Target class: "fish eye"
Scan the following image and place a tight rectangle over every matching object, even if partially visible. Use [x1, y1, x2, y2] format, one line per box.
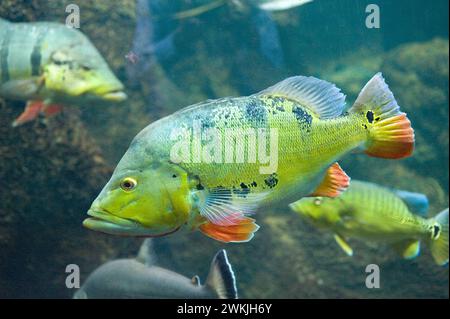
[314, 198, 322, 206]
[120, 177, 137, 192]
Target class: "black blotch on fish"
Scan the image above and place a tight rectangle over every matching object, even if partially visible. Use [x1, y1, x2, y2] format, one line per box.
[172, 174, 177, 178]
[433, 225, 441, 239]
[251, 181, 257, 187]
[292, 106, 312, 131]
[264, 173, 278, 189]
[366, 111, 374, 123]
[196, 183, 204, 190]
[233, 183, 250, 198]
[245, 100, 267, 124]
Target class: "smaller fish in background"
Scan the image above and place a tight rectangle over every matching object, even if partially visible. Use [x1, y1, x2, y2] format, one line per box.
[254, 0, 314, 11]
[74, 239, 238, 299]
[0, 18, 126, 127]
[290, 180, 449, 266]
[127, 0, 314, 79]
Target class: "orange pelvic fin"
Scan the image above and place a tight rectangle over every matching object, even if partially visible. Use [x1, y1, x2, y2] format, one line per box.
[310, 162, 350, 198]
[12, 100, 44, 127]
[199, 217, 260, 243]
[42, 104, 63, 117]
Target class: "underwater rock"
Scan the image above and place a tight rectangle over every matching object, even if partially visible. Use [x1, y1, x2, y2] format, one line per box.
[381, 38, 449, 191]
[0, 100, 127, 298]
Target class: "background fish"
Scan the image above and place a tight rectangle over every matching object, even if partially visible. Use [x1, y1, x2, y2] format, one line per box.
[127, 0, 314, 79]
[0, 18, 126, 127]
[290, 180, 449, 266]
[83, 73, 414, 243]
[74, 240, 237, 299]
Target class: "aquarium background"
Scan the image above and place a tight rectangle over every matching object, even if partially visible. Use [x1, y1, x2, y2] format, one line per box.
[0, 0, 448, 298]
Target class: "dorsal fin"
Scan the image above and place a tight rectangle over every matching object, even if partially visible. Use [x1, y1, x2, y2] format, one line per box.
[136, 239, 155, 266]
[258, 76, 346, 119]
[392, 190, 429, 217]
[191, 275, 201, 286]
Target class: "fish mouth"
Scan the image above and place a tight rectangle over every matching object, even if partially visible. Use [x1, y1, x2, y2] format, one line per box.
[83, 209, 180, 237]
[101, 90, 127, 102]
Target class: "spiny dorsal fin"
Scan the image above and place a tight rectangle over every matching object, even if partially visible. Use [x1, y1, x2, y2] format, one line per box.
[206, 250, 238, 299]
[392, 189, 429, 217]
[136, 239, 155, 266]
[191, 275, 201, 286]
[258, 76, 346, 119]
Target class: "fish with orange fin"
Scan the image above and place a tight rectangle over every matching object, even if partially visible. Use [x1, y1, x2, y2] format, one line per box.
[0, 18, 126, 127]
[83, 73, 414, 243]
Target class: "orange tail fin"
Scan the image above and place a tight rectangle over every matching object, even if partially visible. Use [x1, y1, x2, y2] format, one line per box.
[350, 73, 414, 159]
[199, 217, 260, 243]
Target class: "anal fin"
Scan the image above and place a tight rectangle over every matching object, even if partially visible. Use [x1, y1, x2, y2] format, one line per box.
[199, 217, 260, 243]
[310, 163, 350, 198]
[392, 240, 421, 260]
[334, 234, 353, 256]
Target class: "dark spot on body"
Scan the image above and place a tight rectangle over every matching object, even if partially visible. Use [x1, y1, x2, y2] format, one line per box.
[375, 116, 381, 122]
[240, 182, 248, 189]
[366, 111, 374, 123]
[234, 186, 250, 197]
[251, 181, 257, 187]
[276, 105, 285, 112]
[292, 105, 312, 131]
[363, 124, 368, 129]
[432, 224, 441, 239]
[264, 173, 279, 189]
[172, 174, 177, 178]
[245, 100, 267, 124]
[196, 183, 204, 190]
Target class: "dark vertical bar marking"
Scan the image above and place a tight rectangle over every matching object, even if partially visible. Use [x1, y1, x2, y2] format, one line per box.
[30, 30, 45, 76]
[1, 30, 12, 83]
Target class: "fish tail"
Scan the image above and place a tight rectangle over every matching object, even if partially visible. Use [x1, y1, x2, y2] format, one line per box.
[349, 73, 414, 159]
[206, 250, 238, 299]
[427, 208, 449, 266]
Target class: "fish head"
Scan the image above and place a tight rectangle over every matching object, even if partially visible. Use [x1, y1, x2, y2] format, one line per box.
[84, 163, 192, 237]
[289, 196, 341, 228]
[42, 32, 126, 104]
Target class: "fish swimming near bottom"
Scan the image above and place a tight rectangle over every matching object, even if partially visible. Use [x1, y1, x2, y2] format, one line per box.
[74, 240, 238, 299]
[290, 180, 449, 266]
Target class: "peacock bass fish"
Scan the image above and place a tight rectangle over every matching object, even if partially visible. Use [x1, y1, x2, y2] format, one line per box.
[0, 18, 126, 127]
[84, 73, 415, 243]
[290, 180, 449, 266]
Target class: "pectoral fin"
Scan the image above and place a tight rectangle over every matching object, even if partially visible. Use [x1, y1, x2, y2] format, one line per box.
[392, 240, 421, 260]
[334, 234, 353, 256]
[310, 163, 350, 198]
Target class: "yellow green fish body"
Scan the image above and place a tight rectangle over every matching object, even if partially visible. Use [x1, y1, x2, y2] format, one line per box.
[290, 180, 449, 265]
[84, 73, 414, 243]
